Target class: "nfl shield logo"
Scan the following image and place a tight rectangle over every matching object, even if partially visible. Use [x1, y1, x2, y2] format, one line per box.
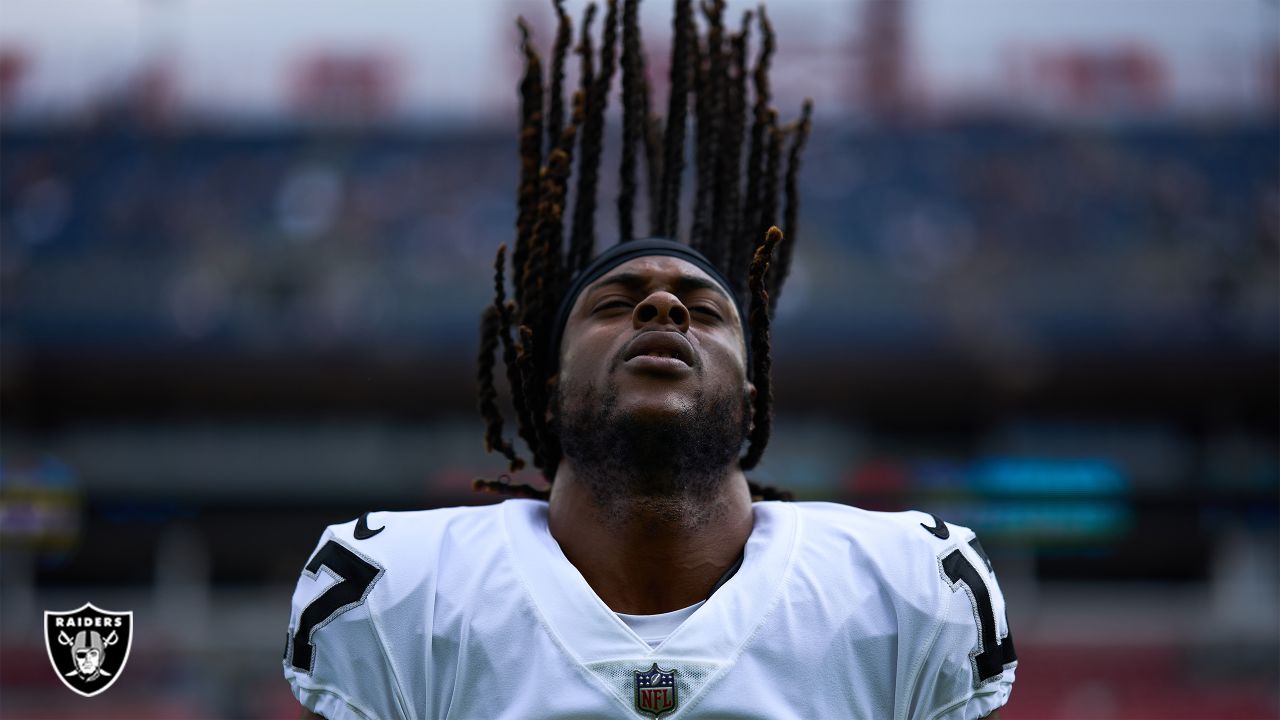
[633, 662, 677, 718]
[44, 603, 133, 697]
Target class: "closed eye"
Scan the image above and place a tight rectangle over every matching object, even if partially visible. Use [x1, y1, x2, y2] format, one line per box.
[592, 300, 633, 313]
[691, 305, 723, 320]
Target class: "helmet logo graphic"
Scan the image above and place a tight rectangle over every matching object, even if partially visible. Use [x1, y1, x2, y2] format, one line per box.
[66, 629, 116, 680]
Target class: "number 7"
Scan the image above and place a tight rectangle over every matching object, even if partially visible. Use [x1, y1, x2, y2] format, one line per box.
[288, 541, 384, 673]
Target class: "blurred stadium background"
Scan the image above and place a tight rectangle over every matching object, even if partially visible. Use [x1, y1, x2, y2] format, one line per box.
[0, 0, 1277, 718]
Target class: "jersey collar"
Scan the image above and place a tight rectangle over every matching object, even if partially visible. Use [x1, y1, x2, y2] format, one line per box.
[501, 499, 800, 663]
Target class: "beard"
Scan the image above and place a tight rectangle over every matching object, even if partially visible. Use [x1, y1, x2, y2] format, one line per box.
[553, 376, 752, 521]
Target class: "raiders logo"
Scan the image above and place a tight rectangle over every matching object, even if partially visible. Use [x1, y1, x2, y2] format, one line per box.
[44, 603, 133, 697]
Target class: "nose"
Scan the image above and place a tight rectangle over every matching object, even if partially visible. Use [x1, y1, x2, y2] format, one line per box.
[633, 291, 690, 332]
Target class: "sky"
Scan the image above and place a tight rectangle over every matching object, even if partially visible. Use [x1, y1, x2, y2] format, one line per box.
[0, 0, 1275, 120]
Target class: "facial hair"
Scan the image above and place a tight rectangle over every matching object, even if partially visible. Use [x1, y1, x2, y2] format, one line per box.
[554, 377, 752, 523]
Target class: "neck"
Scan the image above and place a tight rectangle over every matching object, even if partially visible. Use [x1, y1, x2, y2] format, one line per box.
[547, 460, 754, 615]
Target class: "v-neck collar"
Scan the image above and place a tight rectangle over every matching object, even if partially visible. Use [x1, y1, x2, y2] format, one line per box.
[501, 498, 799, 663]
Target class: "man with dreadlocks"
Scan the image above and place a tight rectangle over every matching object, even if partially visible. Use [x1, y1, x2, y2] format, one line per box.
[283, 1, 1017, 718]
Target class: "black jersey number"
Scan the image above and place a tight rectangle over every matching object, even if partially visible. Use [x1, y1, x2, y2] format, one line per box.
[288, 540, 384, 673]
[941, 547, 1017, 685]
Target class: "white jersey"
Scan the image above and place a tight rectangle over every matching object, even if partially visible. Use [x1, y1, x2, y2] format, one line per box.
[283, 500, 1016, 720]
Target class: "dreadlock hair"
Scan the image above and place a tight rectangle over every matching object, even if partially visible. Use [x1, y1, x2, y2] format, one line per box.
[476, 0, 809, 503]
[546, 0, 573, 152]
[771, 97, 812, 314]
[689, 0, 725, 254]
[733, 3, 774, 305]
[655, 0, 694, 238]
[569, 0, 619, 275]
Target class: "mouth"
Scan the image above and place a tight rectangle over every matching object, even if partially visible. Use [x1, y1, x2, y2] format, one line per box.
[622, 331, 696, 370]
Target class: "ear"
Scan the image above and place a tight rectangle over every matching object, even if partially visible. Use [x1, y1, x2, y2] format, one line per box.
[745, 381, 758, 433]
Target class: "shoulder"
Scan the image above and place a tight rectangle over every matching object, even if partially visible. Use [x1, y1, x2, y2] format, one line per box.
[785, 499, 1006, 623]
[780, 502, 1017, 719]
[787, 501, 980, 580]
[282, 502, 518, 720]
[321, 502, 505, 552]
[783, 502, 986, 615]
[298, 502, 524, 622]
[791, 500, 975, 541]
[757, 502, 989, 638]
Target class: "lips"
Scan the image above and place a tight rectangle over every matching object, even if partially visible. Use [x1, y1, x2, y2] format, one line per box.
[623, 331, 696, 367]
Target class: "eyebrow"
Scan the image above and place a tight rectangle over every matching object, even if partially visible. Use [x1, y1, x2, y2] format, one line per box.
[588, 271, 731, 300]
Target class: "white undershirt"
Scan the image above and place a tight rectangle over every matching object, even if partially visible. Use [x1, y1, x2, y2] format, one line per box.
[616, 600, 706, 648]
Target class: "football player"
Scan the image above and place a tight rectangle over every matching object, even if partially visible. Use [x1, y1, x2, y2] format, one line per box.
[284, 1, 1017, 718]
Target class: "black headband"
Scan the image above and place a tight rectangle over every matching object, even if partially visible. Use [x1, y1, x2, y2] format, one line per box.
[545, 238, 750, 372]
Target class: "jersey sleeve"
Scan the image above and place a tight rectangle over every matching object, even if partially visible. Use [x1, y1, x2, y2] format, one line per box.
[282, 524, 407, 720]
[911, 521, 1018, 720]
